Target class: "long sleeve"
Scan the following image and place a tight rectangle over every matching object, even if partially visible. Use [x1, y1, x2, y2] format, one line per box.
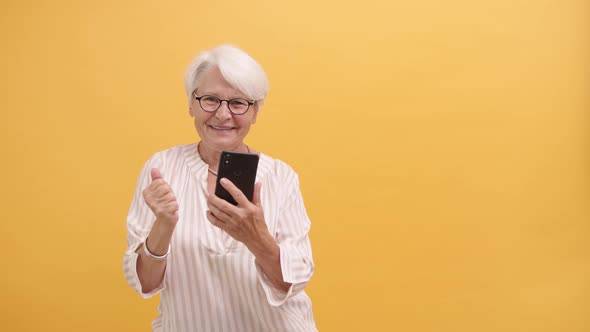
[122, 152, 166, 298]
[256, 171, 315, 307]
[120, 145, 317, 331]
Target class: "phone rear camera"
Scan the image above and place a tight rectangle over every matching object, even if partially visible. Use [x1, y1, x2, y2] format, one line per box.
[223, 154, 231, 168]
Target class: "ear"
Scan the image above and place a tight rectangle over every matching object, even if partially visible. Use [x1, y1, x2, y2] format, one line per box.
[250, 103, 259, 124]
[189, 106, 195, 117]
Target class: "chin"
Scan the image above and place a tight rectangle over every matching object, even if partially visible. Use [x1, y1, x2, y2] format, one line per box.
[204, 137, 241, 149]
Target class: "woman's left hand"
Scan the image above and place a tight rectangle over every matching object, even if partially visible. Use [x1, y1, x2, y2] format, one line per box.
[206, 178, 270, 249]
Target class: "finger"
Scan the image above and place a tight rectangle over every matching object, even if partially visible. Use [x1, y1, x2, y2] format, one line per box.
[164, 200, 179, 213]
[208, 191, 239, 217]
[252, 182, 262, 207]
[207, 197, 237, 223]
[150, 176, 174, 194]
[158, 192, 177, 205]
[151, 168, 162, 181]
[147, 187, 171, 206]
[219, 178, 250, 206]
[207, 202, 233, 223]
[206, 210, 226, 229]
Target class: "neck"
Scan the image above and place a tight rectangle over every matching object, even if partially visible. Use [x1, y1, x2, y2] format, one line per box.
[198, 141, 248, 171]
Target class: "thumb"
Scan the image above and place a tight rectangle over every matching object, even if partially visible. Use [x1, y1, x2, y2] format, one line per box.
[252, 182, 262, 206]
[151, 168, 162, 181]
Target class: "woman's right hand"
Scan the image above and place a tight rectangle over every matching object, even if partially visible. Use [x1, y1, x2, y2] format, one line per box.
[136, 168, 177, 293]
[143, 168, 179, 227]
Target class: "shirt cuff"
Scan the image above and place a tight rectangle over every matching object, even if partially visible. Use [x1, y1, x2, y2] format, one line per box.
[255, 259, 294, 307]
[123, 246, 166, 299]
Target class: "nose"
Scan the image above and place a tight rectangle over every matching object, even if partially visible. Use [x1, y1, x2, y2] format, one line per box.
[214, 100, 232, 120]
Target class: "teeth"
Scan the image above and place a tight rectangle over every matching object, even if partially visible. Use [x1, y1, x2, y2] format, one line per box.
[211, 125, 232, 130]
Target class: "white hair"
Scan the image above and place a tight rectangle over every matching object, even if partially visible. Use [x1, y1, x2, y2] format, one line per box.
[183, 45, 269, 109]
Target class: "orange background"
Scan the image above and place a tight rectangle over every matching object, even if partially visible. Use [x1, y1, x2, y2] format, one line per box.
[1, 0, 588, 331]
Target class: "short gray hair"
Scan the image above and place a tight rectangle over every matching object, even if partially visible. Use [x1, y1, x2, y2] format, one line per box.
[184, 45, 269, 109]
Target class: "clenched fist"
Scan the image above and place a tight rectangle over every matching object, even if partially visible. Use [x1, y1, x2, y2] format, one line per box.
[142, 168, 179, 226]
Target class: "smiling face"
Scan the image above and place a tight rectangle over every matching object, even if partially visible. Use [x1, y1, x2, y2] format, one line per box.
[190, 67, 258, 151]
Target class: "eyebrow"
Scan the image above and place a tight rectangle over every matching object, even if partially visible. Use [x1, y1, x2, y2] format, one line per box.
[195, 89, 249, 100]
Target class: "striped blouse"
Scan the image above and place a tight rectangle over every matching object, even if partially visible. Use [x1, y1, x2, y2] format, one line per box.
[123, 143, 317, 331]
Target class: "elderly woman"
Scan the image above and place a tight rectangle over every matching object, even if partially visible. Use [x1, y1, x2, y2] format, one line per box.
[123, 45, 317, 331]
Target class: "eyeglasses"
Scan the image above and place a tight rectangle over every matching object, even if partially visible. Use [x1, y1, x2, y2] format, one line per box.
[193, 92, 254, 115]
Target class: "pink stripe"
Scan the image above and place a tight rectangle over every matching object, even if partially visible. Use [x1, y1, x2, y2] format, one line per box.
[123, 144, 317, 331]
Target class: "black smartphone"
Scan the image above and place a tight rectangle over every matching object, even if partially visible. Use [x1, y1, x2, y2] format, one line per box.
[214, 151, 260, 205]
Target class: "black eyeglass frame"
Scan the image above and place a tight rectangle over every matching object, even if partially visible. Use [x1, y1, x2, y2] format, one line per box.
[193, 92, 255, 115]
